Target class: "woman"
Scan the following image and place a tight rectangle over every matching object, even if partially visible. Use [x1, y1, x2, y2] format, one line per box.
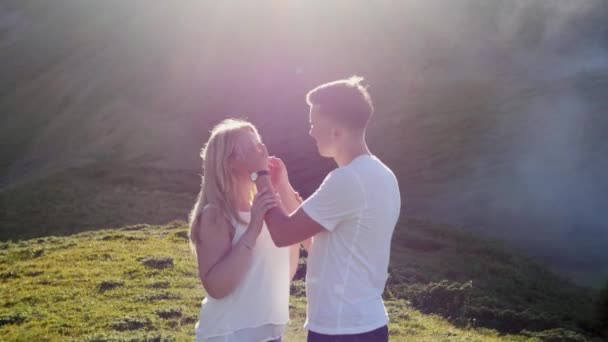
[189, 119, 305, 342]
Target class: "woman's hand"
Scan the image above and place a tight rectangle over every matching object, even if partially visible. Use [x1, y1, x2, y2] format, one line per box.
[249, 189, 280, 234]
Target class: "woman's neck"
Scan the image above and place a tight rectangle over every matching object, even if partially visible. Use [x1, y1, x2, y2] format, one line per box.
[234, 179, 253, 211]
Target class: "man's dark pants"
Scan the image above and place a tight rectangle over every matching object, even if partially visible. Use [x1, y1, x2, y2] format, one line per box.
[307, 325, 389, 342]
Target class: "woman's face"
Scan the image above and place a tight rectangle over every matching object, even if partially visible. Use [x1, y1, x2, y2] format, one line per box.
[230, 129, 265, 176]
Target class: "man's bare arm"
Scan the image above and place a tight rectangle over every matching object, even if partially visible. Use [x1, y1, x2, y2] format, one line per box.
[256, 176, 325, 247]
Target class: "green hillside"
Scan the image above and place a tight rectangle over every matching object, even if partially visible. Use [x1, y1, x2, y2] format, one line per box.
[0, 164, 602, 340]
[0, 222, 591, 341]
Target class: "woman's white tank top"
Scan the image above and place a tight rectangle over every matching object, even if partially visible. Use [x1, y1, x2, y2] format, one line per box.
[195, 211, 290, 341]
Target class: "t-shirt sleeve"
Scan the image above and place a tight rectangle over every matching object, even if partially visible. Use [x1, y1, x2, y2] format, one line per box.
[301, 168, 365, 232]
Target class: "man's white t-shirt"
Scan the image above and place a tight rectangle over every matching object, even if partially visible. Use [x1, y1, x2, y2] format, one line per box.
[301, 154, 401, 335]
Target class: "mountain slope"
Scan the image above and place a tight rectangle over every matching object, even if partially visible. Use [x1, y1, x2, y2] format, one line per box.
[1, 0, 607, 286]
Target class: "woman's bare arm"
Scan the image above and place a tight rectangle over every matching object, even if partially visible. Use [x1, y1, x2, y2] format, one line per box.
[194, 206, 258, 299]
[195, 190, 278, 298]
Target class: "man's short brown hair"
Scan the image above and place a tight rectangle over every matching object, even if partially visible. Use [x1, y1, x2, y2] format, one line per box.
[306, 76, 374, 130]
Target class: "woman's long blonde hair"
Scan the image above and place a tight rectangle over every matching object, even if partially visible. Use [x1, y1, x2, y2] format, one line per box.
[188, 119, 260, 255]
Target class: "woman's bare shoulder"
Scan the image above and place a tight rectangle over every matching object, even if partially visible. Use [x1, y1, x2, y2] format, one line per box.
[198, 204, 231, 234]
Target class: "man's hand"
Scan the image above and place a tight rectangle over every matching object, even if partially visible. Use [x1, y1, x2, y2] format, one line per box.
[255, 159, 326, 247]
[268, 156, 291, 191]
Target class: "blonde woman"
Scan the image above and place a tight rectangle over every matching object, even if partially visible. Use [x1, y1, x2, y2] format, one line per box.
[189, 119, 305, 342]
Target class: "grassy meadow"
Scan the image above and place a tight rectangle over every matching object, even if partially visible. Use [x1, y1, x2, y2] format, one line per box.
[1, 221, 575, 342]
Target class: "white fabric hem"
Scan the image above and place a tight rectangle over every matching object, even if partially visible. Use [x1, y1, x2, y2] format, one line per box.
[196, 321, 289, 340]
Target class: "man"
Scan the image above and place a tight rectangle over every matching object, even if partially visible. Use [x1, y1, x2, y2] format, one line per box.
[249, 76, 401, 342]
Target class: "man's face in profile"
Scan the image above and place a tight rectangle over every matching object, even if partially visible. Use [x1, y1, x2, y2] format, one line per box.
[309, 105, 334, 158]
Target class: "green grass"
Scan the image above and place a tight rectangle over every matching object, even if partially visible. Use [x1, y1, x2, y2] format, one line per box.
[0, 222, 549, 341]
[0, 165, 600, 340]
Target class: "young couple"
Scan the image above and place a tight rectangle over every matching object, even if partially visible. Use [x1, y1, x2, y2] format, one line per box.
[189, 77, 401, 342]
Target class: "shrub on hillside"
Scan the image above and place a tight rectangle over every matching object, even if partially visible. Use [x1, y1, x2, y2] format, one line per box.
[97, 280, 124, 293]
[391, 280, 472, 319]
[140, 256, 173, 269]
[466, 306, 562, 333]
[120, 224, 150, 231]
[15, 247, 44, 260]
[147, 280, 170, 289]
[172, 231, 189, 241]
[0, 270, 19, 280]
[290, 280, 306, 297]
[595, 279, 608, 337]
[0, 312, 28, 327]
[520, 328, 589, 342]
[154, 307, 183, 319]
[83, 332, 172, 342]
[111, 316, 153, 331]
[293, 257, 307, 280]
[136, 291, 180, 302]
